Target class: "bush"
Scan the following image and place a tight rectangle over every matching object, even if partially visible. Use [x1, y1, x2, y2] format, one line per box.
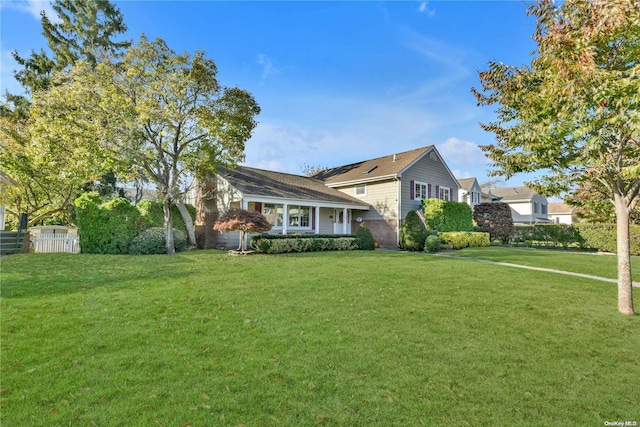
[424, 235, 441, 252]
[511, 224, 585, 249]
[422, 199, 473, 232]
[438, 232, 490, 250]
[473, 202, 514, 243]
[75, 193, 144, 254]
[136, 199, 196, 233]
[574, 223, 640, 255]
[128, 227, 187, 255]
[251, 235, 358, 254]
[400, 210, 429, 251]
[355, 222, 376, 250]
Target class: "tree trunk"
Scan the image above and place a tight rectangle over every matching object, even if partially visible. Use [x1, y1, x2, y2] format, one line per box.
[163, 197, 176, 255]
[614, 194, 634, 315]
[175, 197, 196, 247]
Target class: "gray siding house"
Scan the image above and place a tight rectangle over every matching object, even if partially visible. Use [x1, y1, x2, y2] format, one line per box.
[196, 145, 460, 248]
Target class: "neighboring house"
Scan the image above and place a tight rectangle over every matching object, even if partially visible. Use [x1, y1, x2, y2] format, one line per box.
[196, 145, 460, 248]
[548, 202, 575, 224]
[489, 186, 550, 225]
[458, 178, 484, 209]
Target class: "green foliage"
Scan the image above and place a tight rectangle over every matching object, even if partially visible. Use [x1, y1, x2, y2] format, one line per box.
[422, 199, 473, 232]
[574, 224, 640, 256]
[473, 202, 515, 243]
[74, 193, 144, 254]
[354, 222, 376, 250]
[74, 192, 112, 254]
[136, 199, 195, 234]
[511, 225, 585, 249]
[128, 227, 187, 255]
[30, 36, 260, 254]
[438, 232, 490, 250]
[472, 0, 640, 312]
[400, 210, 429, 251]
[424, 235, 441, 253]
[251, 235, 358, 254]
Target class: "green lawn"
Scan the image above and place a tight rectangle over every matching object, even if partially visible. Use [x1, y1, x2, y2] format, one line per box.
[448, 246, 640, 280]
[1, 250, 639, 426]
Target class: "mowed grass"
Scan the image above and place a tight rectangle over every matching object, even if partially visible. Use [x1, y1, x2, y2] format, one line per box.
[1, 250, 639, 426]
[448, 246, 640, 280]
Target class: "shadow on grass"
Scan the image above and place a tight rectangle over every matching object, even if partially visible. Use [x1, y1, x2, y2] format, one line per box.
[0, 252, 203, 299]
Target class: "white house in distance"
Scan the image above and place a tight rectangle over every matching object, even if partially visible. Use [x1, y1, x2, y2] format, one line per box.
[457, 178, 484, 209]
[489, 186, 550, 225]
[547, 202, 575, 224]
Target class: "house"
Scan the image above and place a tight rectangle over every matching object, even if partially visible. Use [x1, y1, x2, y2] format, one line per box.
[457, 178, 485, 208]
[196, 145, 460, 248]
[489, 186, 550, 225]
[195, 166, 370, 249]
[548, 202, 575, 224]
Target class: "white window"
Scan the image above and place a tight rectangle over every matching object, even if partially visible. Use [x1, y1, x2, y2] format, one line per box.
[414, 181, 428, 200]
[263, 203, 284, 227]
[288, 205, 310, 228]
[439, 187, 450, 201]
[355, 185, 366, 196]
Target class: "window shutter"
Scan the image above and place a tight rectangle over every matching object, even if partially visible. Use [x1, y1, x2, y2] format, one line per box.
[428, 183, 432, 199]
[410, 180, 415, 200]
[255, 202, 262, 213]
[435, 185, 440, 199]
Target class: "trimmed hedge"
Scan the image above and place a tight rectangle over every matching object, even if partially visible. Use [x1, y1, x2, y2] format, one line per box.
[355, 222, 376, 250]
[574, 223, 640, 255]
[424, 234, 441, 252]
[511, 224, 584, 249]
[251, 234, 358, 254]
[438, 231, 490, 250]
[510, 223, 640, 255]
[423, 199, 473, 232]
[400, 210, 429, 251]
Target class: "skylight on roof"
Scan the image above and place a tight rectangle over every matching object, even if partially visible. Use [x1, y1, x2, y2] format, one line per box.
[363, 165, 378, 174]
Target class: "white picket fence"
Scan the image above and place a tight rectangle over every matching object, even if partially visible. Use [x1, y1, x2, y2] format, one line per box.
[32, 232, 80, 254]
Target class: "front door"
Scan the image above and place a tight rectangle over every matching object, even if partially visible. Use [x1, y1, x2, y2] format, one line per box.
[333, 209, 344, 234]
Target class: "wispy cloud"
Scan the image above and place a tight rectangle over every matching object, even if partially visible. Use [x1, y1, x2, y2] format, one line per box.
[0, 0, 60, 23]
[417, 2, 435, 17]
[257, 53, 279, 80]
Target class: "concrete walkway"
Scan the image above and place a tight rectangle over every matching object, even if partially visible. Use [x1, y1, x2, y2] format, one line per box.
[432, 253, 640, 287]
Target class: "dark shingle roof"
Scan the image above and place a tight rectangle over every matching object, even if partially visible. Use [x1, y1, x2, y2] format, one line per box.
[219, 166, 369, 207]
[313, 146, 434, 185]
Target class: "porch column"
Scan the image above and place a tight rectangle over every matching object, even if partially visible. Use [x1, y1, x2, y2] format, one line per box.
[282, 204, 289, 235]
[342, 208, 348, 234]
[315, 206, 320, 234]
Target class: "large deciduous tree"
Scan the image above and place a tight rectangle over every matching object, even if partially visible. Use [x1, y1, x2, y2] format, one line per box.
[0, 0, 130, 227]
[473, 0, 640, 314]
[31, 36, 260, 254]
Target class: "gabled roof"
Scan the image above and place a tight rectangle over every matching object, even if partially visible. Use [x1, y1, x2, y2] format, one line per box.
[490, 186, 538, 202]
[313, 145, 437, 186]
[548, 202, 573, 214]
[218, 166, 369, 208]
[457, 177, 479, 192]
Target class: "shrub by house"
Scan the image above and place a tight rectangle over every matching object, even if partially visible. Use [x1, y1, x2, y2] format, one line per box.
[473, 202, 514, 243]
[423, 199, 473, 232]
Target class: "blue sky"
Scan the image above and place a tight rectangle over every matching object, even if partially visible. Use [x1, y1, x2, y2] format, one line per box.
[1, 0, 539, 186]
